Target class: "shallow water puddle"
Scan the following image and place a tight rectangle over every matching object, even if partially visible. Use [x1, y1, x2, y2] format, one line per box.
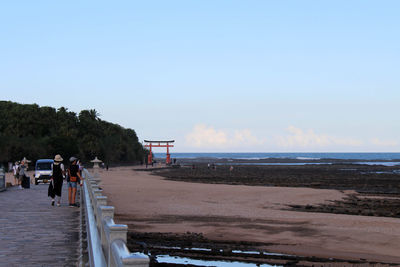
[152, 246, 291, 257]
[156, 255, 281, 267]
[232, 250, 291, 257]
[355, 162, 400, 166]
[215, 162, 332, 166]
[151, 247, 288, 266]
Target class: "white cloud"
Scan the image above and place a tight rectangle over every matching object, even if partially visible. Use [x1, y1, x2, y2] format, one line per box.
[277, 126, 363, 148]
[185, 124, 264, 149]
[185, 124, 228, 147]
[233, 129, 264, 145]
[183, 125, 399, 152]
[370, 138, 399, 147]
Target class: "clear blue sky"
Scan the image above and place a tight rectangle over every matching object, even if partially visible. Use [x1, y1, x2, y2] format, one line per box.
[1, 1, 399, 152]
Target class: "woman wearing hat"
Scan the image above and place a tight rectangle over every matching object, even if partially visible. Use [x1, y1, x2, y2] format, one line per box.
[67, 156, 82, 207]
[48, 154, 65, 206]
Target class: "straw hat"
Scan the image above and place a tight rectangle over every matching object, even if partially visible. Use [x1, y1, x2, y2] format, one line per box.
[54, 154, 63, 162]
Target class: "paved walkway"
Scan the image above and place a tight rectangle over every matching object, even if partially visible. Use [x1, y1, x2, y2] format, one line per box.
[0, 183, 80, 267]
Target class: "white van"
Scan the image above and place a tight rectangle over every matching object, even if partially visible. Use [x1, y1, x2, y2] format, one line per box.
[35, 159, 53, 185]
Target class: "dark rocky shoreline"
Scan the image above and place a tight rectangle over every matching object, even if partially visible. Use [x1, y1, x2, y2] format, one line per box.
[127, 231, 380, 267]
[154, 163, 400, 194]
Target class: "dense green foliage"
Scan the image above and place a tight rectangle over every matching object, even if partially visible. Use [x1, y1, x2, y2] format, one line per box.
[0, 101, 145, 165]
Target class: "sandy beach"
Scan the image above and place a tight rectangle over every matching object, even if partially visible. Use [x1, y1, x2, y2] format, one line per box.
[96, 166, 400, 265]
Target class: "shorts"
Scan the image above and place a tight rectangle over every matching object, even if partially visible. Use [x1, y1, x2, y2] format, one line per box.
[68, 181, 77, 188]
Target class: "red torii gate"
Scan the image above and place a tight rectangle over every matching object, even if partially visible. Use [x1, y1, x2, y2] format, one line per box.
[144, 140, 175, 165]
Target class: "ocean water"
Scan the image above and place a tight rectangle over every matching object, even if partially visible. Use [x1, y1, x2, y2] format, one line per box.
[156, 255, 279, 267]
[154, 152, 400, 161]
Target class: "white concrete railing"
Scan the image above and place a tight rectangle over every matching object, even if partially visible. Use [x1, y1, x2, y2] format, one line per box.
[0, 168, 5, 192]
[82, 169, 149, 267]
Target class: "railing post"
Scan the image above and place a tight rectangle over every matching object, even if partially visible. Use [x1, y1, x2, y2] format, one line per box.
[105, 219, 128, 266]
[98, 206, 115, 258]
[89, 184, 99, 202]
[108, 223, 128, 244]
[92, 189, 103, 219]
[97, 206, 114, 229]
[93, 189, 103, 198]
[96, 195, 108, 207]
[111, 240, 150, 267]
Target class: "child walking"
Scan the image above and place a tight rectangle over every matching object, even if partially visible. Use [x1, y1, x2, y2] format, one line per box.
[67, 157, 82, 207]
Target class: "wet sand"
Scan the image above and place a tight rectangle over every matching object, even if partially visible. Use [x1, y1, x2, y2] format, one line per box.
[98, 166, 400, 266]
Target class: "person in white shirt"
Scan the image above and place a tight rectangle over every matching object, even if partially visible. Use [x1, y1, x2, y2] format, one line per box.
[13, 162, 19, 186]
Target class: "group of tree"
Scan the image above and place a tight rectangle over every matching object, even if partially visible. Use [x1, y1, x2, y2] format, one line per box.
[0, 101, 147, 166]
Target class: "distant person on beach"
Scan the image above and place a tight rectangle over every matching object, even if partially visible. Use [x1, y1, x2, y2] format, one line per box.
[48, 154, 65, 207]
[13, 161, 19, 186]
[67, 157, 82, 207]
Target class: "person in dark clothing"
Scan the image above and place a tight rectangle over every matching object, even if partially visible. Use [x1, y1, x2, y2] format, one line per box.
[48, 154, 65, 206]
[18, 160, 27, 189]
[67, 157, 82, 207]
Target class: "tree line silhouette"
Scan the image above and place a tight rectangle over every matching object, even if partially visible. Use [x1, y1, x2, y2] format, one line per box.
[0, 101, 146, 166]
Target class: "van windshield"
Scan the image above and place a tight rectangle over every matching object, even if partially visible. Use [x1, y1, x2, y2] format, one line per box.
[36, 162, 52, 170]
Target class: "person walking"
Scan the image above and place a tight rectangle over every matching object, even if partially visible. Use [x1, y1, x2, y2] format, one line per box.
[67, 157, 82, 207]
[48, 154, 65, 206]
[13, 161, 20, 186]
[18, 160, 27, 189]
